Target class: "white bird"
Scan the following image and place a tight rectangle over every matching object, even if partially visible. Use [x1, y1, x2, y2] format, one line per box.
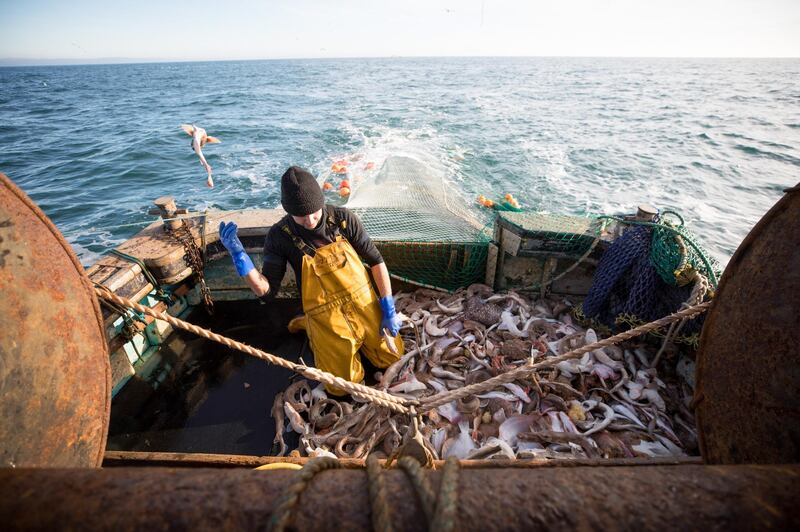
[180, 124, 221, 187]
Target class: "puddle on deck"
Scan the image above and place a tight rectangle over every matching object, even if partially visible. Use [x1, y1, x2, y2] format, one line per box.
[107, 299, 307, 456]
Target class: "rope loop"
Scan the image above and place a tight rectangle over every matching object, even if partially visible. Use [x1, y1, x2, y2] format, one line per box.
[375, 455, 461, 532]
[398, 457, 436, 522]
[267, 457, 342, 532]
[431, 457, 460, 532]
[367, 455, 394, 532]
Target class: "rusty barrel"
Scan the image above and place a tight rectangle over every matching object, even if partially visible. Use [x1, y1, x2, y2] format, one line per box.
[0, 172, 110, 467]
[695, 183, 800, 464]
[1, 465, 799, 530]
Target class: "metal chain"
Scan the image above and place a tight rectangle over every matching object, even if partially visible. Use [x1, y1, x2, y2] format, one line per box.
[170, 219, 214, 314]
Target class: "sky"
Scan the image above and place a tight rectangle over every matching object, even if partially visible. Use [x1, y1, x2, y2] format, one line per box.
[1, 0, 799, 64]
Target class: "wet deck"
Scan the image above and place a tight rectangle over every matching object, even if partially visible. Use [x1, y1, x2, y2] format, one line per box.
[107, 300, 306, 456]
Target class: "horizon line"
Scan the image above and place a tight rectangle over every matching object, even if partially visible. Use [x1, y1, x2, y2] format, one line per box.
[2, 53, 799, 68]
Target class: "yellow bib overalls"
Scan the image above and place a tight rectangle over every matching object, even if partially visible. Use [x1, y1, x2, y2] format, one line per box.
[283, 223, 404, 395]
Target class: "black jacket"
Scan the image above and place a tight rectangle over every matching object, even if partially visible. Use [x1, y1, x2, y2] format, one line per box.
[260, 205, 383, 299]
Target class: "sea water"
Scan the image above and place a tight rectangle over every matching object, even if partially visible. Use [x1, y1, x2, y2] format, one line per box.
[1, 57, 798, 266]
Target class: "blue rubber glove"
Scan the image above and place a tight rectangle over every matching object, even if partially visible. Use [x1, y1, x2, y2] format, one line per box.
[219, 221, 254, 277]
[379, 295, 402, 337]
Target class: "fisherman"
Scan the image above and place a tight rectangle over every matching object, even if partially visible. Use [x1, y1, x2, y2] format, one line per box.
[218, 166, 404, 394]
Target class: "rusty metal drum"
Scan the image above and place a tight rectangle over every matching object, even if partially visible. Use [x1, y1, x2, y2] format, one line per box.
[696, 183, 800, 464]
[0, 172, 110, 467]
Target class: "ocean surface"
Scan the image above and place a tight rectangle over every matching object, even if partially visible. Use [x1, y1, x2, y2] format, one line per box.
[1, 57, 798, 266]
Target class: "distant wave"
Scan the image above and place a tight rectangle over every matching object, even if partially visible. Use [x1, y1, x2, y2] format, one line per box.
[733, 144, 800, 166]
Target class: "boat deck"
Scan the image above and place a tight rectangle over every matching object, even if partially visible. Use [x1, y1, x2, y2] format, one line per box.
[107, 300, 306, 456]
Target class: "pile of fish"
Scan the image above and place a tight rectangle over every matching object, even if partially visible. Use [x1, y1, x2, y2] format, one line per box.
[271, 284, 699, 461]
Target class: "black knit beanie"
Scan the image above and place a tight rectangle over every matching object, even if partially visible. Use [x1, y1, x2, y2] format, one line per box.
[280, 166, 324, 216]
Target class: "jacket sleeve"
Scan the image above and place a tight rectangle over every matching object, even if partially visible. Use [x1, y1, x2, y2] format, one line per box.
[260, 226, 287, 300]
[341, 208, 384, 266]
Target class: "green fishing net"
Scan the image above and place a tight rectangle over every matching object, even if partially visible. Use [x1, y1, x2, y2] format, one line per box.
[345, 156, 493, 291]
[649, 211, 721, 287]
[499, 211, 607, 255]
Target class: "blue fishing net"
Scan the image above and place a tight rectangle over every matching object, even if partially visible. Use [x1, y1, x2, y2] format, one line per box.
[580, 225, 703, 342]
[581, 226, 651, 318]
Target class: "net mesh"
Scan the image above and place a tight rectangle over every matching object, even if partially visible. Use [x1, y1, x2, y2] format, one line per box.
[500, 211, 607, 255]
[344, 156, 492, 291]
[649, 214, 721, 287]
[578, 224, 706, 344]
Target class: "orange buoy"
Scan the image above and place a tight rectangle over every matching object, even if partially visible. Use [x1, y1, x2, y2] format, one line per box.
[339, 187, 351, 197]
[331, 160, 349, 174]
[322, 182, 333, 191]
[477, 195, 494, 208]
[339, 179, 350, 189]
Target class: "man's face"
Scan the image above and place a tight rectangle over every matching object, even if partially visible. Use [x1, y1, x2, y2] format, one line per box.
[292, 209, 323, 230]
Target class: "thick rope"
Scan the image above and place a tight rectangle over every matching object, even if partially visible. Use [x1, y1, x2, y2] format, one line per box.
[267, 457, 342, 532]
[651, 271, 709, 368]
[394, 456, 460, 531]
[431, 457, 460, 532]
[398, 456, 436, 523]
[94, 286, 412, 415]
[367, 455, 394, 532]
[96, 284, 709, 416]
[420, 300, 711, 411]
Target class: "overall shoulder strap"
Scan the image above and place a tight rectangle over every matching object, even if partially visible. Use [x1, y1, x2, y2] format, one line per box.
[325, 206, 348, 238]
[279, 220, 316, 257]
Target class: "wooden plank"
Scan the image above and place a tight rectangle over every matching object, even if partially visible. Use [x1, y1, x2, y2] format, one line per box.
[103, 450, 702, 469]
[485, 243, 498, 288]
[501, 227, 522, 256]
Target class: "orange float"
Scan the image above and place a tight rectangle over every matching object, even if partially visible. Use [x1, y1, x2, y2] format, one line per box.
[322, 182, 333, 191]
[339, 187, 351, 197]
[477, 195, 494, 208]
[339, 179, 350, 189]
[331, 160, 349, 174]
[504, 193, 521, 209]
